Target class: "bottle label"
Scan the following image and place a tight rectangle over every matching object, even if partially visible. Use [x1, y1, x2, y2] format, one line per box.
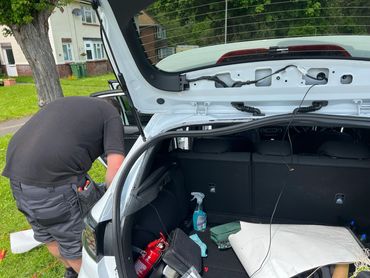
[197, 215, 207, 230]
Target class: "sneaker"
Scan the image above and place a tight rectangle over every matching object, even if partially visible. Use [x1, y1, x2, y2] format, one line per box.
[64, 267, 78, 278]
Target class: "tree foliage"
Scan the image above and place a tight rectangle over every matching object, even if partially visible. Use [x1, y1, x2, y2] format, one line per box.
[0, 0, 68, 26]
[147, 0, 370, 47]
[0, 0, 71, 106]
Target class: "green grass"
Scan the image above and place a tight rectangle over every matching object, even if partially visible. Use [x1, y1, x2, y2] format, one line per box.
[0, 73, 115, 122]
[15, 76, 34, 83]
[0, 135, 106, 277]
[0, 73, 110, 276]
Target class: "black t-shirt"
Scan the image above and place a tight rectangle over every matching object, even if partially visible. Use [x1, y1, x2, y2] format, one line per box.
[2, 96, 125, 186]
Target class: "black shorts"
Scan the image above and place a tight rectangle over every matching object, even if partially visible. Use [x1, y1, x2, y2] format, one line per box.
[10, 180, 84, 260]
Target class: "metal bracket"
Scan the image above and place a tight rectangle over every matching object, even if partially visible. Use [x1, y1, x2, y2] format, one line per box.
[192, 102, 209, 115]
[179, 74, 189, 91]
[354, 99, 370, 116]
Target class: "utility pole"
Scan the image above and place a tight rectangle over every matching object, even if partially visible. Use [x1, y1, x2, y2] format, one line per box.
[224, 0, 228, 44]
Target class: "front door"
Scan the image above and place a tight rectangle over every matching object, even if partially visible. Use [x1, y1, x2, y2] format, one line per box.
[2, 47, 17, 77]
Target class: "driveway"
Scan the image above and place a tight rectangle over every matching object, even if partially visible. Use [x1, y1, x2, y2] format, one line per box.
[0, 116, 31, 136]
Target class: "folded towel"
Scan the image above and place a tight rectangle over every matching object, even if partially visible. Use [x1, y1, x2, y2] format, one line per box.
[210, 221, 241, 249]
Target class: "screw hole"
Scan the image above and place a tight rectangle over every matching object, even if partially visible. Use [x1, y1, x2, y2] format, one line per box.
[156, 98, 165, 105]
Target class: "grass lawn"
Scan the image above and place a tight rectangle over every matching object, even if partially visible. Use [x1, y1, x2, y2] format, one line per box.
[0, 73, 112, 276]
[0, 135, 106, 277]
[0, 73, 115, 122]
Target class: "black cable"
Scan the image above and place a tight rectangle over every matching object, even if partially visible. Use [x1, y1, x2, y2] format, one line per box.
[249, 182, 287, 278]
[187, 65, 298, 88]
[187, 65, 327, 89]
[232, 64, 298, 87]
[306, 74, 328, 82]
[186, 75, 229, 88]
[249, 84, 318, 278]
[134, 194, 172, 241]
[282, 84, 318, 142]
[148, 202, 172, 241]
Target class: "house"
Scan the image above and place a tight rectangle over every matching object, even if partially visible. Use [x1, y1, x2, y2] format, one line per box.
[135, 11, 175, 65]
[0, 2, 171, 78]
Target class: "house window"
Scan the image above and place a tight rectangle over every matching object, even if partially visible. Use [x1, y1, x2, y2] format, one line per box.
[156, 26, 166, 39]
[5, 48, 15, 65]
[81, 6, 97, 24]
[84, 40, 105, 60]
[62, 43, 73, 62]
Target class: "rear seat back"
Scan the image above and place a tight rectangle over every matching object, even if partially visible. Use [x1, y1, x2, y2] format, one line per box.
[253, 140, 370, 226]
[173, 138, 253, 217]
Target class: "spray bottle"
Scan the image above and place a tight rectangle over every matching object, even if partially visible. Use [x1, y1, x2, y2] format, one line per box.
[191, 192, 207, 231]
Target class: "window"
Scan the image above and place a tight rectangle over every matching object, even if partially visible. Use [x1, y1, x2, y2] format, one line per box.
[157, 47, 175, 60]
[155, 26, 166, 39]
[81, 6, 97, 24]
[139, 0, 370, 72]
[62, 43, 73, 62]
[84, 40, 105, 60]
[5, 48, 15, 65]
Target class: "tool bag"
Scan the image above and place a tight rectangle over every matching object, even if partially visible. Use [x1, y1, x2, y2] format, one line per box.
[162, 228, 202, 275]
[76, 176, 106, 217]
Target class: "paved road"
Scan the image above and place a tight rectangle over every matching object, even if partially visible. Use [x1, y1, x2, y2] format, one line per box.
[0, 116, 32, 136]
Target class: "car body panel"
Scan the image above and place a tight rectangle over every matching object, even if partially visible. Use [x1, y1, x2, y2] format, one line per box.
[79, 249, 117, 278]
[98, 1, 370, 118]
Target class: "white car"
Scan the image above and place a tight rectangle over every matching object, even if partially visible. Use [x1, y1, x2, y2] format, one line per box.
[80, 1, 370, 277]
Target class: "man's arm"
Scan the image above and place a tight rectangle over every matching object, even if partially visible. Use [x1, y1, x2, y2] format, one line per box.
[105, 153, 125, 186]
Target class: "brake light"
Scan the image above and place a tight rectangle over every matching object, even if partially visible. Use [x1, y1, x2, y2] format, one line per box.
[217, 44, 351, 64]
[82, 214, 99, 261]
[217, 48, 267, 63]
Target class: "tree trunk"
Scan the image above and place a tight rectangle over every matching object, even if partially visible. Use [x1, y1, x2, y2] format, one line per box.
[11, 9, 63, 107]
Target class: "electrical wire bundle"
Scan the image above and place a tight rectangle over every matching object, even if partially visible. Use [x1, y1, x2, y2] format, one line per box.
[187, 64, 327, 88]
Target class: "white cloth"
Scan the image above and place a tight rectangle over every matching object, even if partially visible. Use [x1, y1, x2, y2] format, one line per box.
[10, 229, 43, 254]
[229, 222, 367, 278]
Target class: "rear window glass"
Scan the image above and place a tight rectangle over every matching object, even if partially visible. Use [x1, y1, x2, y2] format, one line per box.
[134, 0, 370, 72]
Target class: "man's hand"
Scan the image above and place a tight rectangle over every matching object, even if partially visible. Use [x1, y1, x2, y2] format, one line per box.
[105, 153, 125, 186]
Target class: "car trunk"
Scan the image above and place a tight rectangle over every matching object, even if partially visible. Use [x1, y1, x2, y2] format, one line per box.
[123, 124, 370, 278]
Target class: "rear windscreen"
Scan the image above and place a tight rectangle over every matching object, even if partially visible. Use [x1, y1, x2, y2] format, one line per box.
[133, 0, 370, 72]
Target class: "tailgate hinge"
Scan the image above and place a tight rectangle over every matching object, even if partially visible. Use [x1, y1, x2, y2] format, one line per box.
[354, 99, 370, 116]
[192, 102, 209, 115]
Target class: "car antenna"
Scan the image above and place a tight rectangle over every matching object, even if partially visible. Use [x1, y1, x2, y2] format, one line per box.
[92, 0, 146, 142]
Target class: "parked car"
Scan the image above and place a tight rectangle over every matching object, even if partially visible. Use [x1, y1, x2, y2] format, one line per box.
[80, 1, 370, 277]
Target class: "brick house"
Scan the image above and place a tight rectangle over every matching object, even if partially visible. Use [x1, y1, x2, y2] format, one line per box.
[0, 2, 170, 78]
[136, 11, 174, 65]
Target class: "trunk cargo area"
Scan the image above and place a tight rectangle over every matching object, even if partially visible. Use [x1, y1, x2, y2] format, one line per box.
[127, 125, 370, 277]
